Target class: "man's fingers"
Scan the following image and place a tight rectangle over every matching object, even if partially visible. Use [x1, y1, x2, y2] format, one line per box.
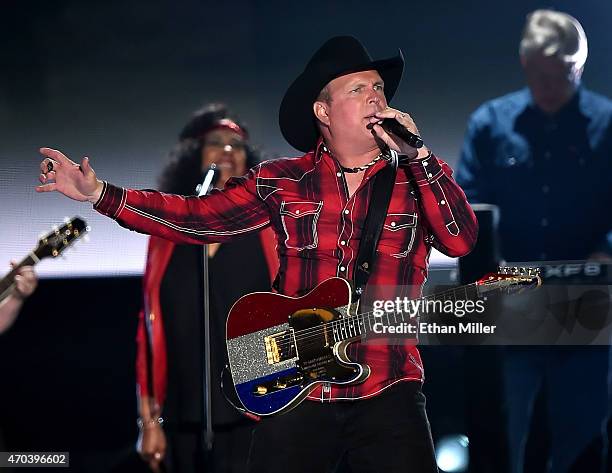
[371, 123, 404, 154]
[35, 183, 58, 193]
[373, 108, 400, 120]
[372, 123, 392, 144]
[14, 277, 25, 293]
[374, 108, 416, 128]
[20, 268, 36, 282]
[80, 156, 93, 176]
[40, 158, 58, 175]
[39, 171, 57, 184]
[14, 274, 35, 297]
[40, 148, 75, 166]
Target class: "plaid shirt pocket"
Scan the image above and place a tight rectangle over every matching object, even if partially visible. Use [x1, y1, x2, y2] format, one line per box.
[279, 201, 323, 251]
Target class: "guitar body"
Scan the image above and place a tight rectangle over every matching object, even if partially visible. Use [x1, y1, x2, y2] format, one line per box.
[226, 277, 369, 416]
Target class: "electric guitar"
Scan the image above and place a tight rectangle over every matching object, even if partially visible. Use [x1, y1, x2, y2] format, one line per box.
[0, 217, 88, 302]
[226, 267, 540, 416]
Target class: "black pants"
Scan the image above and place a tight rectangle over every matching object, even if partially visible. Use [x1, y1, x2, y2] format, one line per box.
[247, 381, 438, 473]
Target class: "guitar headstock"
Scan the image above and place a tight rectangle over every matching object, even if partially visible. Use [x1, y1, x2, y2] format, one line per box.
[34, 217, 89, 260]
[476, 266, 542, 295]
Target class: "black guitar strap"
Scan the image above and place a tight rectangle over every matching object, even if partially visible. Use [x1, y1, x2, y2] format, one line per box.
[352, 150, 398, 300]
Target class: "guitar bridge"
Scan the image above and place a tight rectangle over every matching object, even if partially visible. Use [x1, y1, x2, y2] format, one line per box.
[264, 330, 297, 364]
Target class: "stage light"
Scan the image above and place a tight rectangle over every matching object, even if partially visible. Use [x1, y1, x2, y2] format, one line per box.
[435, 434, 469, 472]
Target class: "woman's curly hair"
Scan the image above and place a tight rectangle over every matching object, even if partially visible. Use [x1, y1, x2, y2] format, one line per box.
[158, 103, 262, 195]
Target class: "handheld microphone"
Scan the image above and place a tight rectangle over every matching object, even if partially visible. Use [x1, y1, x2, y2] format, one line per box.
[196, 164, 220, 197]
[381, 118, 424, 149]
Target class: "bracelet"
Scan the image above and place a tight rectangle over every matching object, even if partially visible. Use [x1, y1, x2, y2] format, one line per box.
[137, 416, 164, 429]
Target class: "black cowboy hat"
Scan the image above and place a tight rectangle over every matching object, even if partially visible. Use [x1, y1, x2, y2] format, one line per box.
[279, 36, 404, 152]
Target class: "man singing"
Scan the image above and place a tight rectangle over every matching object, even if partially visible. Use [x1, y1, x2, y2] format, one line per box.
[37, 36, 477, 472]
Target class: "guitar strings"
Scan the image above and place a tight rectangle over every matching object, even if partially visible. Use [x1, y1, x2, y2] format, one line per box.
[271, 283, 481, 351]
[275, 276, 534, 350]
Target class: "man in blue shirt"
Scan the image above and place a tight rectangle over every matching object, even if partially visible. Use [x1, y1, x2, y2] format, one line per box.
[457, 9, 610, 473]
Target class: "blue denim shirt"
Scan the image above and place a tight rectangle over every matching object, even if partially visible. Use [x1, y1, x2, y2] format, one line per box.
[456, 87, 612, 262]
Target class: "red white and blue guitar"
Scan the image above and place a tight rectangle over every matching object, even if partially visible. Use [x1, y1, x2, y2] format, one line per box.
[226, 267, 540, 417]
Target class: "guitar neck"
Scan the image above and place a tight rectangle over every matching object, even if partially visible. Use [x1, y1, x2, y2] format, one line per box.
[0, 253, 40, 302]
[330, 282, 481, 343]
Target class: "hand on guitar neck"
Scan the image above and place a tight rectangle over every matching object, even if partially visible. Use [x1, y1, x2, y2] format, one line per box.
[0, 217, 88, 334]
[0, 263, 38, 333]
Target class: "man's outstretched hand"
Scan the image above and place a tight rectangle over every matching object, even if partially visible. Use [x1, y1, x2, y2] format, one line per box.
[36, 148, 104, 203]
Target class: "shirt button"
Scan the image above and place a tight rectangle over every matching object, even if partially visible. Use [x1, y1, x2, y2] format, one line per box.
[423, 161, 429, 167]
[507, 157, 517, 166]
[344, 209, 349, 215]
[340, 266, 346, 272]
[440, 200, 446, 205]
[390, 222, 396, 227]
[336, 172, 342, 177]
[340, 240, 346, 246]
[427, 173, 433, 178]
[542, 185, 550, 194]
[295, 210, 300, 214]
[541, 218, 548, 227]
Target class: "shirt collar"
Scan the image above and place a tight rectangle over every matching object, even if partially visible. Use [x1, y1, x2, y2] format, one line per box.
[524, 85, 584, 122]
[317, 138, 392, 177]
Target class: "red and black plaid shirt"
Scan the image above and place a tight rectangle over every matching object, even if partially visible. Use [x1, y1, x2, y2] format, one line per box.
[95, 140, 477, 401]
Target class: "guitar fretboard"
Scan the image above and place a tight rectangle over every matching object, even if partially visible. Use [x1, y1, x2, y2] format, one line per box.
[329, 282, 481, 343]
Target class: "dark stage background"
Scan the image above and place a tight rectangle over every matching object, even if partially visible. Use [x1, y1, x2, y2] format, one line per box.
[1, 1, 611, 472]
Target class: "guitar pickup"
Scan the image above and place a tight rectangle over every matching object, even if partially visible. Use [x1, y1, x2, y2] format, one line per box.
[264, 334, 282, 364]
